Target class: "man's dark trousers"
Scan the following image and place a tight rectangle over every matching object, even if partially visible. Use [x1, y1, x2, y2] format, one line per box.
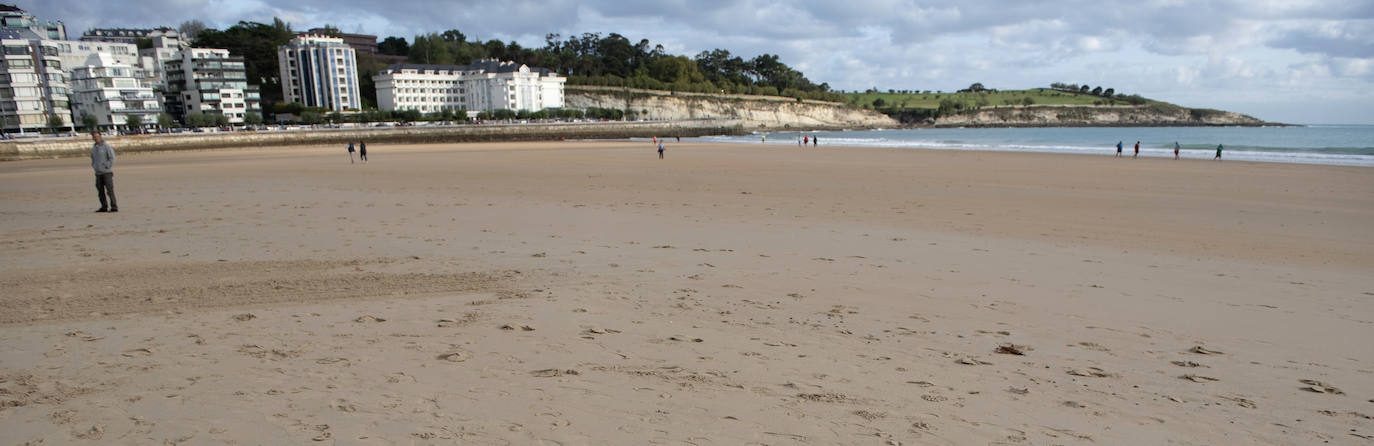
[96, 173, 117, 211]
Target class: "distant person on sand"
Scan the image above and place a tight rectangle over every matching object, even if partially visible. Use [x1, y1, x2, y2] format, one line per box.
[1134, 141, 1140, 158]
[1215, 144, 1223, 160]
[347, 142, 355, 164]
[90, 131, 117, 213]
[676, 136, 680, 143]
[359, 141, 368, 163]
[761, 134, 766, 143]
[1116, 141, 1123, 157]
[658, 142, 665, 159]
[804, 136, 809, 146]
[1174, 141, 1180, 160]
[813, 136, 818, 147]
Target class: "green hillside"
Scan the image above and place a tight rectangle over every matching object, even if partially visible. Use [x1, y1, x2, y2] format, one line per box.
[846, 87, 1151, 111]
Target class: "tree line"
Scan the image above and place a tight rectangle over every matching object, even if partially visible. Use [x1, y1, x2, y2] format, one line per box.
[384, 31, 843, 101]
[1048, 82, 1147, 105]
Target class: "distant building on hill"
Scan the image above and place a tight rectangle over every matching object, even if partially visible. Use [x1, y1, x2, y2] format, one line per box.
[304, 28, 377, 56]
[80, 27, 183, 46]
[162, 48, 261, 124]
[70, 53, 161, 130]
[373, 59, 565, 114]
[277, 35, 360, 111]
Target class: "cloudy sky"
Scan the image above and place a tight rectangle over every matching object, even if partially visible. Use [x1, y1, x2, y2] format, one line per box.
[22, 0, 1374, 124]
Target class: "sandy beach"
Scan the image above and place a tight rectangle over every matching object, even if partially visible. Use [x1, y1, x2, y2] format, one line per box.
[1, 140, 1371, 444]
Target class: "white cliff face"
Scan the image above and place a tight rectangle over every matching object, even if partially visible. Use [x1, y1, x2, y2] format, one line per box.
[566, 89, 898, 129]
[932, 105, 1267, 127]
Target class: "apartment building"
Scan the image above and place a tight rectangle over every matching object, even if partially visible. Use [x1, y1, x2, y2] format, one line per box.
[0, 29, 72, 132]
[0, 4, 64, 40]
[162, 48, 261, 124]
[70, 53, 160, 129]
[373, 59, 564, 114]
[277, 34, 359, 111]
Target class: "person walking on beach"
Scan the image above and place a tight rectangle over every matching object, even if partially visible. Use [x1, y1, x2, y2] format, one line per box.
[359, 141, 368, 163]
[1116, 141, 1123, 157]
[1133, 141, 1140, 158]
[347, 142, 356, 164]
[658, 142, 665, 159]
[761, 134, 766, 143]
[813, 136, 818, 147]
[90, 131, 118, 213]
[804, 136, 809, 146]
[1215, 144, 1223, 160]
[1174, 141, 1180, 160]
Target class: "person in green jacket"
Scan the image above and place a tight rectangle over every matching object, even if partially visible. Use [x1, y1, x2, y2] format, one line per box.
[1214, 144, 1223, 160]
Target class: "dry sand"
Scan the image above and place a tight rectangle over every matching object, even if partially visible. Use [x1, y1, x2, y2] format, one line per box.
[1, 141, 1371, 444]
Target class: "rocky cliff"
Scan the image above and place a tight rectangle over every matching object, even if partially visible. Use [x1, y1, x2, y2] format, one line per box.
[566, 87, 898, 130]
[932, 103, 1269, 127]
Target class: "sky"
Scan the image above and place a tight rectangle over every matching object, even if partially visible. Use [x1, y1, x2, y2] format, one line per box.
[20, 0, 1374, 124]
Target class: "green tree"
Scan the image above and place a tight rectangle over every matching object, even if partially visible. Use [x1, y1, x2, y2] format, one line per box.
[967, 82, 986, 92]
[178, 20, 207, 41]
[80, 113, 97, 130]
[244, 112, 263, 125]
[125, 114, 143, 132]
[378, 36, 409, 56]
[185, 112, 205, 127]
[214, 114, 229, 127]
[157, 113, 174, 129]
[1091, 86, 1103, 96]
[1022, 97, 1035, 106]
[408, 33, 455, 65]
[299, 111, 322, 124]
[47, 114, 67, 132]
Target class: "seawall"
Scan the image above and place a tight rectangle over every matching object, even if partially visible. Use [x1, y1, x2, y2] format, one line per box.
[0, 121, 744, 161]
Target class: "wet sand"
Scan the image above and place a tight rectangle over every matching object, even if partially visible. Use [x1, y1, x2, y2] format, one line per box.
[1, 141, 1371, 444]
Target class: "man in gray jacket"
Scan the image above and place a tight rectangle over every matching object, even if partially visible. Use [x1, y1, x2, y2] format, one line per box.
[90, 131, 117, 213]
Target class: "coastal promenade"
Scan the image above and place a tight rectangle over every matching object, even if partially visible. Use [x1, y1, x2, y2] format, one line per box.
[0, 120, 744, 161]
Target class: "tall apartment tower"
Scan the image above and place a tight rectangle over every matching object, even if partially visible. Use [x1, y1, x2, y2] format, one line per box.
[277, 35, 359, 111]
[162, 48, 261, 124]
[0, 30, 72, 133]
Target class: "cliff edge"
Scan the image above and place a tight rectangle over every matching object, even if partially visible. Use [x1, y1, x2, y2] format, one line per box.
[931, 103, 1270, 127]
[567, 87, 898, 130]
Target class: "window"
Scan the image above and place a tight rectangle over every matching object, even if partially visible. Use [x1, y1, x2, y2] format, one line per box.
[3, 45, 28, 55]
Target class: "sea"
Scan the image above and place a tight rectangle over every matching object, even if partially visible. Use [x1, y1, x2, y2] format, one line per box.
[692, 125, 1374, 167]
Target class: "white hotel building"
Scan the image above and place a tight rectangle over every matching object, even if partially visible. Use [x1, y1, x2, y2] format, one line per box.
[373, 59, 564, 114]
[277, 35, 359, 111]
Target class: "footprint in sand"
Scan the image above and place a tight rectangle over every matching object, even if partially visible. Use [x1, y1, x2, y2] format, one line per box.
[354, 315, 386, 323]
[1189, 346, 1224, 355]
[1180, 374, 1220, 383]
[437, 351, 470, 362]
[530, 369, 580, 377]
[1171, 360, 1208, 368]
[1299, 379, 1344, 395]
[231, 313, 256, 322]
[121, 348, 153, 357]
[1067, 367, 1118, 378]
